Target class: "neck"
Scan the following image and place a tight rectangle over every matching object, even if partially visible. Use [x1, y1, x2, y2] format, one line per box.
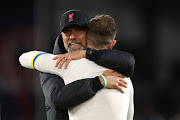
[87, 44, 107, 50]
[87, 45, 107, 50]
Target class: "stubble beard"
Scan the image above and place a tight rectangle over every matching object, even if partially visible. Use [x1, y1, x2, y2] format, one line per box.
[67, 46, 86, 52]
[65, 39, 87, 52]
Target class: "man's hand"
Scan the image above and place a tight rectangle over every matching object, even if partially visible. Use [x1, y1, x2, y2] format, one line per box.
[99, 69, 127, 93]
[53, 50, 86, 69]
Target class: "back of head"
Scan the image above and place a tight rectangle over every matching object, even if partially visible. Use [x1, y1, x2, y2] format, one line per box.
[87, 14, 117, 49]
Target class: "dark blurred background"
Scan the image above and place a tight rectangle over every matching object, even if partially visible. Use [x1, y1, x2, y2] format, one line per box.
[0, 0, 180, 120]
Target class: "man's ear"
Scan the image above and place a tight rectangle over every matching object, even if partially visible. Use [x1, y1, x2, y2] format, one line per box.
[107, 40, 117, 50]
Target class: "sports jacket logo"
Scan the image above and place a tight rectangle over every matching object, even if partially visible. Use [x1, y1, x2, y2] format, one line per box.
[68, 13, 74, 22]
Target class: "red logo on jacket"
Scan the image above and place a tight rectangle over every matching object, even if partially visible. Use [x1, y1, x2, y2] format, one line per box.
[68, 13, 74, 22]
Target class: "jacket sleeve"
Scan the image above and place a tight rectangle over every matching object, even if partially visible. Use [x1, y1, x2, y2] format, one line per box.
[86, 49, 135, 77]
[40, 73, 102, 110]
[39, 36, 103, 110]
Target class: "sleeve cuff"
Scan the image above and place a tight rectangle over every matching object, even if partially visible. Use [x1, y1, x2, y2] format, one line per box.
[91, 76, 103, 92]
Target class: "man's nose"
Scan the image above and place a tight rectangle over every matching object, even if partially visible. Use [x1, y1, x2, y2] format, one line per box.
[69, 31, 76, 40]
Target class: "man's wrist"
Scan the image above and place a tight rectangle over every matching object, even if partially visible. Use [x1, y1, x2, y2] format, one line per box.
[86, 47, 95, 58]
[98, 75, 105, 87]
[91, 76, 103, 91]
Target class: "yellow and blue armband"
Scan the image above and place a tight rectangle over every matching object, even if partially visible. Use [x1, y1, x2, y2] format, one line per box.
[31, 53, 45, 70]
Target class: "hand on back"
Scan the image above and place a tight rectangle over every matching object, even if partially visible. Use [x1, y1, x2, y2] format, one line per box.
[53, 50, 86, 69]
[99, 69, 127, 93]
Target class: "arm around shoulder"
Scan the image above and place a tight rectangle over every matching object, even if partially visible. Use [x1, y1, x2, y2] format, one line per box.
[86, 49, 135, 77]
[40, 72, 103, 110]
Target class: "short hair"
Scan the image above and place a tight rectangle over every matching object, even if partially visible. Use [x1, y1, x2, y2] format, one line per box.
[87, 14, 117, 49]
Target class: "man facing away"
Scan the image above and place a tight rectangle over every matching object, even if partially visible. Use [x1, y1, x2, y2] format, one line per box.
[19, 14, 134, 120]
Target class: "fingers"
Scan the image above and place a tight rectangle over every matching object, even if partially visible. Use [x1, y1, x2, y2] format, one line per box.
[58, 58, 66, 69]
[53, 54, 69, 68]
[112, 72, 125, 78]
[64, 59, 71, 69]
[103, 69, 115, 76]
[113, 79, 127, 93]
[53, 51, 85, 69]
[53, 55, 59, 60]
[117, 73, 125, 78]
[116, 86, 125, 93]
[105, 75, 127, 93]
[103, 69, 125, 78]
[118, 80, 127, 88]
[107, 69, 115, 73]
[119, 78, 127, 85]
[54, 55, 64, 67]
[55, 56, 62, 67]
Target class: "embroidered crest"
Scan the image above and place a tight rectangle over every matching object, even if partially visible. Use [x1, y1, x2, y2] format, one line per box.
[68, 13, 74, 22]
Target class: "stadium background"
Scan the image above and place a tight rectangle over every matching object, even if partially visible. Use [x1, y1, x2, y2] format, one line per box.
[0, 0, 180, 120]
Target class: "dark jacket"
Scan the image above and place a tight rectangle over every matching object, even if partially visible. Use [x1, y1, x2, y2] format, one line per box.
[39, 35, 135, 120]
